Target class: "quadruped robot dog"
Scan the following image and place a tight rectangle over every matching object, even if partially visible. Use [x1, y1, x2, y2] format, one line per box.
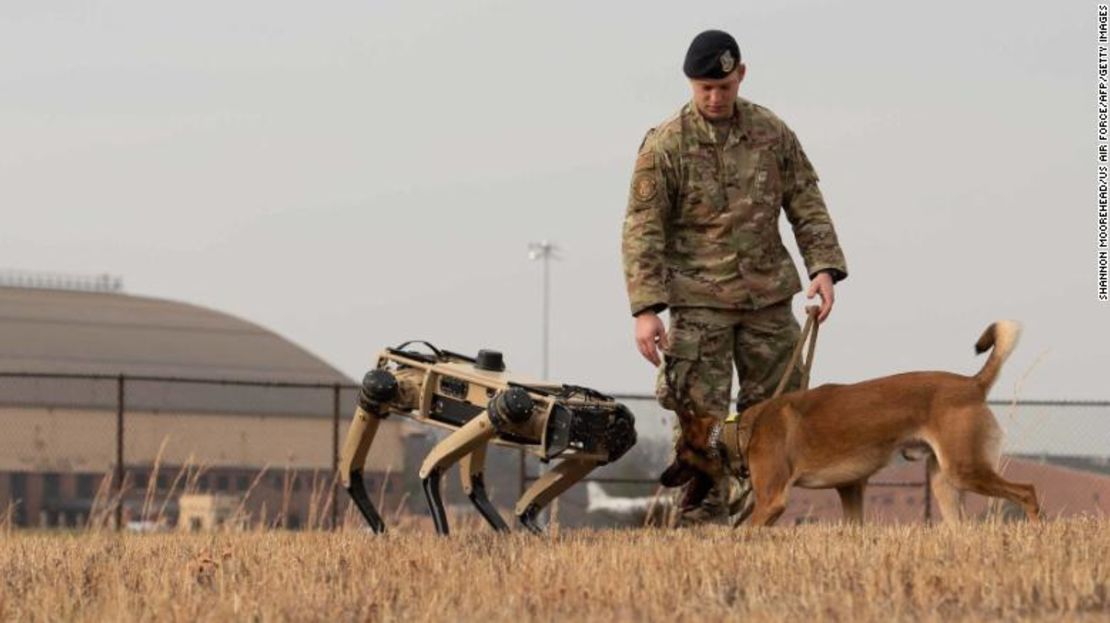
[339, 342, 637, 535]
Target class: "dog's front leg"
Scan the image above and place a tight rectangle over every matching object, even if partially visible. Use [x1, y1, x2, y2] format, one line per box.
[745, 460, 791, 528]
[835, 481, 866, 525]
[746, 496, 787, 527]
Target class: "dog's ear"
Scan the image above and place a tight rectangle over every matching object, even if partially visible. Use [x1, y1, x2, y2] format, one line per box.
[659, 460, 695, 487]
[680, 413, 718, 453]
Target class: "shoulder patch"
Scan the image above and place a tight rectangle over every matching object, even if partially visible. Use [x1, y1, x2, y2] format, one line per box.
[632, 173, 658, 202]
[635, 151, 654, 171]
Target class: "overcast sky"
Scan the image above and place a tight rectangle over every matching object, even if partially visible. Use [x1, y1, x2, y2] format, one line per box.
[1, 1, 1102, 402]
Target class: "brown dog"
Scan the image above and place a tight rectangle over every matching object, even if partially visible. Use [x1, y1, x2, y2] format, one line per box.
[660, 320, 1040, 526]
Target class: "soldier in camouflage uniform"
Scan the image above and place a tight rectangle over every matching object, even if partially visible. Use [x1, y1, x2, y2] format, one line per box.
[621, 30, 848, 526]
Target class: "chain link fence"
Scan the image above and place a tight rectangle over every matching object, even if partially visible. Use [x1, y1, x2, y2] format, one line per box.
[0, 372, 396, 531]
[1, 374, 1107, 530]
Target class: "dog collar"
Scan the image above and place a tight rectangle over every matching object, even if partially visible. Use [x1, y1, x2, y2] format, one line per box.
[708, 421, 749, 480]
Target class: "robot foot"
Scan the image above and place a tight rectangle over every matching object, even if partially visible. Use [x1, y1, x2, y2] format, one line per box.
[422, 468, 450, 535]
[346, 470, 386, 534]
[517, 503, 545, 535]
[467, 474, 509, 532]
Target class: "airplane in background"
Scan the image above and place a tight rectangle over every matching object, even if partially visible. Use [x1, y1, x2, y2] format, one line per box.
[585, 481, 670, 526]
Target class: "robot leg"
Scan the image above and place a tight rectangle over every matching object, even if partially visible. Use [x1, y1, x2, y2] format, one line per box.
[513, 458, 599, 534]
[460, 442, 509, 532]
[418, 412, 497, 535]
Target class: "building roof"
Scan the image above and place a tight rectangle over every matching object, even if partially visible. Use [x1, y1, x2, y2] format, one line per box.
[0, 286, 355, 415]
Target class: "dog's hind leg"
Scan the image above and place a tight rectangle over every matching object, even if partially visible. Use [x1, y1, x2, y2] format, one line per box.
[958, 467, 1040, 522]
[927, 453, 964, 523]
[835, 481, 866, 525]
[940, 406, 1041, 522]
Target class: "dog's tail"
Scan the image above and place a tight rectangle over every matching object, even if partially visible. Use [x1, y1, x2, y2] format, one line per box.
[972, 320, 1022, 392]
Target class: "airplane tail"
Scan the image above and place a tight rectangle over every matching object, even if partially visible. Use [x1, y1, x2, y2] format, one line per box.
[585, 481, 612, 512]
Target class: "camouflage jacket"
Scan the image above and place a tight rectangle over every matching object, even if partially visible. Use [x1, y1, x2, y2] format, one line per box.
[621, 98, 848, 316]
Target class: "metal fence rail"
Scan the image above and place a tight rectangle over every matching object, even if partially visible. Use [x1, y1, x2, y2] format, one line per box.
[0, 371, 359, 530]
[1, 374, 1107, 529]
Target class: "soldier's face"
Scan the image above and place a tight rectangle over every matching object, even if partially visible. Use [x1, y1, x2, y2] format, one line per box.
[690, 65, 745, 120]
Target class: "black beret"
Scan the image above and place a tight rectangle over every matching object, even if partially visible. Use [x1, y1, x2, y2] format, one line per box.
[683, 30, 741, 80]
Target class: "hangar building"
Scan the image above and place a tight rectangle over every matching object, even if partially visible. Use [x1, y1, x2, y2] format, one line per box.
[0, 280, 404, 529]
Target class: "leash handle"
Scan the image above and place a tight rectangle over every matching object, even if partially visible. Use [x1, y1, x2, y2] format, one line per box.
[800, 306, 820, 391]
[771, 306, 821, 398]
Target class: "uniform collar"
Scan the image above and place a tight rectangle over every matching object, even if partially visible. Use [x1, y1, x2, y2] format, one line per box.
[683, 98, 750, 147]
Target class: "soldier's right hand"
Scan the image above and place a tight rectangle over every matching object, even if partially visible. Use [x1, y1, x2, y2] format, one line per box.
[634, 312, 668, 367]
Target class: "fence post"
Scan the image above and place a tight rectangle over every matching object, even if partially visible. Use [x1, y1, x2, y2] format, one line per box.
[923, 464, 932, 523]
[518, 450, 526, 496]
[115, 374, 125, 532]
[332, 383, 341, 530]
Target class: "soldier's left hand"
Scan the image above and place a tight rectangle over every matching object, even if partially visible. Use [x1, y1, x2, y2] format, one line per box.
[806, 272, 835, 323]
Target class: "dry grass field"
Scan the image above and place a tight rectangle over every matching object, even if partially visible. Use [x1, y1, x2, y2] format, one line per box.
[1, 518, 1107, 622]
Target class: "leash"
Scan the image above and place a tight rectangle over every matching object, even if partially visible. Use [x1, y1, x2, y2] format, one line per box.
[772, 304, 822, 398]
[724, 305, 823, 479]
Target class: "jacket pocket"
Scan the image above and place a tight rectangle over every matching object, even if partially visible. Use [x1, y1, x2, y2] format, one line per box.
[752, 146, 783, 208]
[678, 147, 727, 224]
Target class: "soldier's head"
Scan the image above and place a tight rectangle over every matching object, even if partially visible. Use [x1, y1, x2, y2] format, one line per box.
[684, 30, 746, 121]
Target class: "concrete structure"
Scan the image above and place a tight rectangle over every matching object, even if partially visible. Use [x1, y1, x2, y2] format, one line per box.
[178, 493, 241, 531]
[0, 284, 404, 529]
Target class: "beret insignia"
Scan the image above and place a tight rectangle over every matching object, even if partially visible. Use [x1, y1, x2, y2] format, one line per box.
[719, 50, 735, 73]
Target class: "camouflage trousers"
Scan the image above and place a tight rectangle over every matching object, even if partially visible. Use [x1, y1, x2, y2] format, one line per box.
[655, 300, 803, 526]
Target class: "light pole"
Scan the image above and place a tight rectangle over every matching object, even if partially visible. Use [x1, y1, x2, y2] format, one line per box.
[520, 241, 559, 496]
[527, 241, 558, 379]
